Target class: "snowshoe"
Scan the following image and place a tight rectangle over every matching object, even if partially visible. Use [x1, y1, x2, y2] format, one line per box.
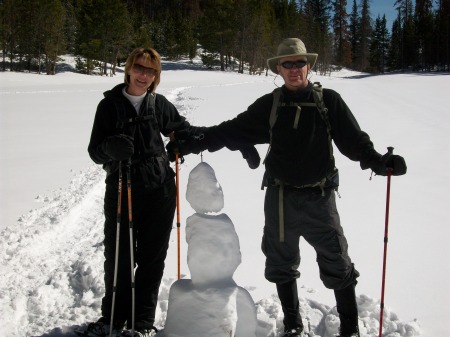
[120, 326, 158, 337]
[336, 333, 360, 337]
[336, 324, 360, 337]
[74, 318, 124, 337]
[282, 327, 303, 337]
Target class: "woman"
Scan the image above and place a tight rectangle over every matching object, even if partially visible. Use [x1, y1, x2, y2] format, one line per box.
[86, 47, 192, 337]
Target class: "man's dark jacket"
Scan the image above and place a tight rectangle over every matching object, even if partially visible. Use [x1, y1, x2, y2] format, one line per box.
[189, 82, 379, 187]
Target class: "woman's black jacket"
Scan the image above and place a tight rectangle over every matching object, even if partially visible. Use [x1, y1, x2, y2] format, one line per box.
[88, 83, 193, 188]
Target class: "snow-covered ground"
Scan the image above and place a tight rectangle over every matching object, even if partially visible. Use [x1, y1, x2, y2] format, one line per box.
[0, 57, 449, 337]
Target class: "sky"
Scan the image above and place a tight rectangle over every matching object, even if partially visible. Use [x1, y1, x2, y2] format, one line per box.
[347, 0, 399, 29]
[0, 56, 449, 337]
[370, 0, 398, 27]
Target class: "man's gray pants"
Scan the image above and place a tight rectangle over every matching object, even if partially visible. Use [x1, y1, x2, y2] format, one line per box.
[262, 185, 359, 289]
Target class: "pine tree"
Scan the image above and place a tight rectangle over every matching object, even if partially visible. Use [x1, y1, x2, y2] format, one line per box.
[304, 0, 333, 74]
[62, 0, 77, 55]
[15, 0, 39, 71]
[332, 0, 352, 68]
[4, 0, 444, 75]
[348, 0, 360, 69]
[355, 0, 372, 71]
[197, 0, 237, 71]
[394, 0, 416, 70]
[388, 13, 402, 70]
[41, 0, 66, 74]
[75, 0, 132, 75]
[272, 0, 299, 37]
[435, 0, 450, 71]
[369, 15, 389, 73]
[415, 0, 434, 71]
[0, 0, 17, 71]
[245, 0, 277, 74]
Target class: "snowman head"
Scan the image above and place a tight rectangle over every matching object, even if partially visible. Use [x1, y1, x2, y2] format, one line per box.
[186, 162, 224, 214]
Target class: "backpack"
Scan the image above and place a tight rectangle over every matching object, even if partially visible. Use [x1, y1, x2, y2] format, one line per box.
[113, 92, 170, 188]
[262, 82, 339, 242]
[261, 82, 339, 193]
[263, 81, 333, 165]
[115, 92, 160, 132]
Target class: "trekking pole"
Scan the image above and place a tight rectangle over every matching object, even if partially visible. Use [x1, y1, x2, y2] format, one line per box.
[126, 159, 136, 337]
[175, 152, 181, 280]
[379, 147, 394, 337]
[109, 161, 123, 337]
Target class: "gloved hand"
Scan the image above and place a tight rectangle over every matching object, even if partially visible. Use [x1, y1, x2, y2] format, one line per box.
[166, 139, 204, 162]
[239, 146, 261, 169]
[172, 126, 207, 141]
[166, 127, 208, 162]
[103, 134, 134, 161]
[370, 148, 407, 176]
[166, 140, 183, 162]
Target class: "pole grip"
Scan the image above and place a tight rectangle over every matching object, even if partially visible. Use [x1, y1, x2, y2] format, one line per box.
[386, 146, 394, 174]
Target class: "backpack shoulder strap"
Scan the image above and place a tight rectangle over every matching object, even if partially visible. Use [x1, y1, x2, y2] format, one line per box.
[115, 92, 158, 128]
[263, 88, 282, 165]
[145, 92, 160, 130]
[312, 82, 328, 119]
[312, 82, 333, 159]
[269, 87, 282, 130]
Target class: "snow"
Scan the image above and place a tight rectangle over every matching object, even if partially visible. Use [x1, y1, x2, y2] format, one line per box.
[1, 57, 449, 337]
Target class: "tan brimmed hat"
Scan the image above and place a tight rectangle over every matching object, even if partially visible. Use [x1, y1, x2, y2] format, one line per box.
[267, 38, 318, 74]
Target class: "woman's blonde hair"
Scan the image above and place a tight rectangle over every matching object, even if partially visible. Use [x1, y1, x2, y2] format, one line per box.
[124, 47, 161, 93]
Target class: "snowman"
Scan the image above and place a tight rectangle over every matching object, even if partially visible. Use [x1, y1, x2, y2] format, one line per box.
[158, 162, 257, 337]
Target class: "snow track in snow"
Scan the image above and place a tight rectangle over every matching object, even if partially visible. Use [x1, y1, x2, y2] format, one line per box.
[0, 165, 106, 337]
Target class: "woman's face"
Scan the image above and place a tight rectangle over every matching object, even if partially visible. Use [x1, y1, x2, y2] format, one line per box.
[127, 56, 156, 96]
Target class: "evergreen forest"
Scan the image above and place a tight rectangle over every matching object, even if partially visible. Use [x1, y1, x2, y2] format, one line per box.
[1, 0, 449, 75]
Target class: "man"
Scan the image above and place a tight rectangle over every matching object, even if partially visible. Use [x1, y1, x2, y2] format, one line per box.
[166, 38, 407, 337]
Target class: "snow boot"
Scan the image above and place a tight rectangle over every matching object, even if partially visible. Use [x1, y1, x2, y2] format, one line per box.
[277, 280, 303, 332]
[334, 284, 360, 337]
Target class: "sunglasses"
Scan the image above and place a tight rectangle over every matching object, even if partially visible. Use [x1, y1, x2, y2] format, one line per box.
[280, 60, 308, 69]
[132, 64, 156, 76]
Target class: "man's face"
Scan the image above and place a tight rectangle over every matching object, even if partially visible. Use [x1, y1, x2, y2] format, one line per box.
[277, 56, 310, 91]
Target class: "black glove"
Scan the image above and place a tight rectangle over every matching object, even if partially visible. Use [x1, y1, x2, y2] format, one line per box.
[166, 140, 182, 162]
[103, 134, 134, 161]
[239, 146, 261, 169]
[370, 148, 407, 176]
[173, 126, 207, 141]
[166, 127, 208, 162]
[166, 139, 204, 162]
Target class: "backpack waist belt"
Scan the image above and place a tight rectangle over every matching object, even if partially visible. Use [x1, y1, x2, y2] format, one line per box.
[127, 153, 168, 187]
[272, 177, 327, 243]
